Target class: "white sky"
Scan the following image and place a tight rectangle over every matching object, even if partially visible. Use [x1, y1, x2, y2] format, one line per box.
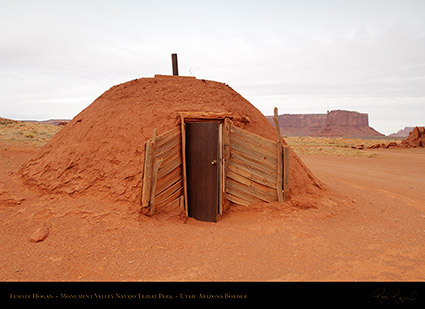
[1, 0, 424, 135]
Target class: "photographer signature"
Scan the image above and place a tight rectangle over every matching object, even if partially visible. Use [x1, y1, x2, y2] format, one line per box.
[369, 288, 418, 304]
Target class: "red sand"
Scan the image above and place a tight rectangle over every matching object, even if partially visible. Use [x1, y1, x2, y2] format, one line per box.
[18, 75, 327, 212]
[1, 145, 425, 281]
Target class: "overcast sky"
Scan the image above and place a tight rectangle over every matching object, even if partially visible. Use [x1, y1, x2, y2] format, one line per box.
[1, 0, 424, 135]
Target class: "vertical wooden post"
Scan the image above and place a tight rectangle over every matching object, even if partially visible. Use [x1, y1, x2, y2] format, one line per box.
[222, 118, 231, 213]
[141, 128, 157, 208]
[172, 53, 179, 76]
[141, 140, 153, 207]
[180, 114, 188, 216]
[283, 146, 290, 202]
[218, 122, 223, 216]
[149, 158, 163, 214]
[273, 107, 284, 203]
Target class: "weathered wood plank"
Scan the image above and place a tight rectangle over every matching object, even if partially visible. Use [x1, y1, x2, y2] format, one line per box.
[226, 179, 265, 204]
[157, 145, 181, 171]
[154, 127, 180, 148]
[155, 186, 184, 210]
[160, 195, 182, 212]
[154, 131, 181, 158]
[226, 192, 251, 207]
[230, 136, 277, 162]
[274, 107, 284, 203]
[157, 155, 182, 179]
[222, 118, 232, 214]
[229, 146, 277, 173]
[229, 151, 277, 177]
[231, 125, 277, 153]
[218, 122, 223, 216]
[227, 162, 277, 189]
[155, 165, 182, 196]
[226, 171, 278, 202]
[227, 170, 277, 197]
[141, 140, 153, 208]
[179, 111, 234, 120]
[154, 179, 183, 206]
[226, 178, 277, 203]
[180, 114, 188, 216]
[149, 158, 163, 214]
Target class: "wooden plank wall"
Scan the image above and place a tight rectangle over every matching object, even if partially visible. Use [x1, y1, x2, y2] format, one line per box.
[141, 127, 184, 213]
[226, 125, 280, 206]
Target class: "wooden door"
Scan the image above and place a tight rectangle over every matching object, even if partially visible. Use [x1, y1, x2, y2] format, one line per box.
[186, 121, 220, 222]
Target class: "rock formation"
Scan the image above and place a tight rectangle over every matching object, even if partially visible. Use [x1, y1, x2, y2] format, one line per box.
[389, 127, 423, 138]
[268, 110, 383, 137]
[368, 127, 425, 149]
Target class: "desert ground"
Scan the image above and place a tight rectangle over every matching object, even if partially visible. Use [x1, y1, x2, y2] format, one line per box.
[1, 123, 424, 282]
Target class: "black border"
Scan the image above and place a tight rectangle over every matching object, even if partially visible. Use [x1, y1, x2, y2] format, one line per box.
[2, 282, 424, 306]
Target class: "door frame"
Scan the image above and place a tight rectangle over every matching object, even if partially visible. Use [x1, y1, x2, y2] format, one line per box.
[179, 112, 230, 221]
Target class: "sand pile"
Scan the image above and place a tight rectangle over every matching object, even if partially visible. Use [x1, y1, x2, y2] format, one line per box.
[368, 126, 425, 149]
[19, 75, 325, 210]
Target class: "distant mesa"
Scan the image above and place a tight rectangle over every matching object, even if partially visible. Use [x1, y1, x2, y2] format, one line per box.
[23, 119, 70, 126]
[1, 118, 70, 126]
[267, 110, 384, 138]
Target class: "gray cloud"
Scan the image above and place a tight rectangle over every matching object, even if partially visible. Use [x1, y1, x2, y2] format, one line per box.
[1, 0, 424, 135]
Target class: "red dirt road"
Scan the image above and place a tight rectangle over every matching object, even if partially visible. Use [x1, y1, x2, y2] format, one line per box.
[1, 146, 425, 281]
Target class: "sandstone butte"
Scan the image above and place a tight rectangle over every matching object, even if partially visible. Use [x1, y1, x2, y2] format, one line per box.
[270, 110, 384, 137]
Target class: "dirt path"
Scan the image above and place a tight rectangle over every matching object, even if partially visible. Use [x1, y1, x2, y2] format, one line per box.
[1, 146, 424, 281]
[297, 149, 425, 281]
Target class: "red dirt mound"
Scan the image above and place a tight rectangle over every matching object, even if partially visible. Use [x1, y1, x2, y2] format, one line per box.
[18, 75, 326, 211]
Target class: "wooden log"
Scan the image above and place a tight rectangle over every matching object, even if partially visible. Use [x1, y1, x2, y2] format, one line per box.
[149, 158, 163, 214]
[274, 107, 284, 203]
[283, 146, 290, 202]
[141, 140, 154, 207]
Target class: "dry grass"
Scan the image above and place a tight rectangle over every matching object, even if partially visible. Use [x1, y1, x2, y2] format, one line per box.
[285, 136, 402, 158]
[0, 118, 62, 148]
[0, 117, 405, 158]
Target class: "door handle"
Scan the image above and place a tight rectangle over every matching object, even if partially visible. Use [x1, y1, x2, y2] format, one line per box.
[211, 160, 217, 165]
